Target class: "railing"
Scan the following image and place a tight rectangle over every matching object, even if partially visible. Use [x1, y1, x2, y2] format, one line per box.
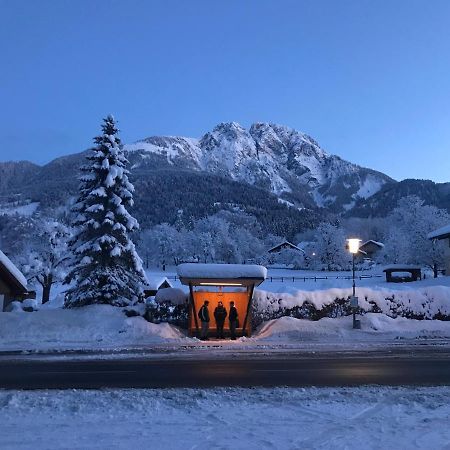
[164, 274, 384, 283]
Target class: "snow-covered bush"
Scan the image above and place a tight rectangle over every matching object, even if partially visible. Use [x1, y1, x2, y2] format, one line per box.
[145, 300, 188, 329]
[251, 287, 450, 328]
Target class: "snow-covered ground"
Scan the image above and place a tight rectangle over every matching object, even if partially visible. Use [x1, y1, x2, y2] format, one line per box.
[3, 267, 450, 354]
[1, 386, 450, 449]
[0, 305, 184, 352]
[2, 305, 450, 353]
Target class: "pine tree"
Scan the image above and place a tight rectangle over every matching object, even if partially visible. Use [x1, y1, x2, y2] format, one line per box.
[64, 116, 147, 307]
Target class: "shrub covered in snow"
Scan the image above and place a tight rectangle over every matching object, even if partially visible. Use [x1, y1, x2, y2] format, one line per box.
[252, 285, 450, 328]
[145, 301, 188, 329]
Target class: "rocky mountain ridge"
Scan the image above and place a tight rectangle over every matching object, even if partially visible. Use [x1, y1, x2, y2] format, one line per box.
[124, 121, 393, 211]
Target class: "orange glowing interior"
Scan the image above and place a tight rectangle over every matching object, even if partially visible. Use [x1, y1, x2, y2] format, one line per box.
[190, 290, 251, 334]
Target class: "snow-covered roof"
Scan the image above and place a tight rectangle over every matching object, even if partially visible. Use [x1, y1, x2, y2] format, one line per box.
[383, 265, 422, 272]
[268, 241, 304, 253]
[360, 240, 384, 248]
[428, 224, 450, 240]
[144, 276, 173, 291]
[0, 250, 27, 291]
[177, 263, 267, 281]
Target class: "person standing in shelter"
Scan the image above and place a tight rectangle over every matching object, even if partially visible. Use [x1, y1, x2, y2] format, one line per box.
[214, 301, 227, 339]
[229, 301, 238, 340]
[198, 300, 210, 340]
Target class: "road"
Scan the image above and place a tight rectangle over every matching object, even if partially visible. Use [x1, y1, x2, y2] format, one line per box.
[2, 352, 450, 389]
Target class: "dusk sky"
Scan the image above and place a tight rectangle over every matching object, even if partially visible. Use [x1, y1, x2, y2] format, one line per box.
[1, 0, 449, 182]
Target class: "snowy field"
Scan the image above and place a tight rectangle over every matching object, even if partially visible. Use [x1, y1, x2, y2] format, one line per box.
[1, 386, 450, 449]
[146, 266, 449, 293]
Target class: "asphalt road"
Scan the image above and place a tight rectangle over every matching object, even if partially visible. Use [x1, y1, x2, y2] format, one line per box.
[2, 354, 450, 389]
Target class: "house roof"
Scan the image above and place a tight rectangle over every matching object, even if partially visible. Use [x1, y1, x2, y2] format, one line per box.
[268, 240, 304, 253]
[0, 250, 28, 293]
[383, 265, 421, 272]
[428, 224, 450, 240]
[360, 240, 384, 249]
[144, 276, 173, 291]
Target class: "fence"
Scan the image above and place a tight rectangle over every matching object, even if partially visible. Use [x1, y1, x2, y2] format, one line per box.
[165, 274, 384, 283]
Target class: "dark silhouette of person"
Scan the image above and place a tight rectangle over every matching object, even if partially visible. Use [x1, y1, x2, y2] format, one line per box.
[214, 301, 227, 339]
[229, 301, 238, 340]
[198, 300, 210, 340]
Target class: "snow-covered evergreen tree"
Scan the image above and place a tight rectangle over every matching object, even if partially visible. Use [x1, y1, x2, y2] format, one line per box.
[64, 116, 147, 307]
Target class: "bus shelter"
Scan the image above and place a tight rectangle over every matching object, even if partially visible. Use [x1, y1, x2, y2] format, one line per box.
[177, 263, 267, 338]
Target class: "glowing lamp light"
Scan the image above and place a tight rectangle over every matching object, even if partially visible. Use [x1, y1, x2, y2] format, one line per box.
[347, 238, 361, 254]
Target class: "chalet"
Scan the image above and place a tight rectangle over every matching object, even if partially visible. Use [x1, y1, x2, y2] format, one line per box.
[268, 240, 304, 254]
[358, 240, 384, 258]
[143, 276, 173, 298]
[0, 250, 30, 311]
[177, 263, 267, 338]
[428, 224, 450, 275]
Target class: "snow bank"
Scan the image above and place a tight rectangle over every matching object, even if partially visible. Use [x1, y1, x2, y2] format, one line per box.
[0, 305, 185, 352]
[177, 263, 267, 280]
[254, 313, 450, 342]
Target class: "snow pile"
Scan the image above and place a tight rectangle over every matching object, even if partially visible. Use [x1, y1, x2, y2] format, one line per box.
[254, 283, 450, 319]
[0, 305, 185, 351]
[1, 387, 450, 449]
[254, 314, 450, 342]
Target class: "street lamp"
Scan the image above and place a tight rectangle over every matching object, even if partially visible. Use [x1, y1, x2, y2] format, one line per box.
[347, 238, 361, 329]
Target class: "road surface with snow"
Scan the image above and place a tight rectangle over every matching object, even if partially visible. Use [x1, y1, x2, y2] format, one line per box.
[2, 351, 450, 389]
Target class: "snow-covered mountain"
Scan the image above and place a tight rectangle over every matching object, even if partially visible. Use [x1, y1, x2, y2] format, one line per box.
[124, 122, 393, 211]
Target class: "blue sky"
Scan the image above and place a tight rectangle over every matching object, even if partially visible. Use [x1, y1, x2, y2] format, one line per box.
[1, 0, 449, 182]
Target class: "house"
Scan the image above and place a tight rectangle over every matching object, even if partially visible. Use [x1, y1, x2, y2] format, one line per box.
[143, 276, 173, 298]
[177, 263, 267, 338]
[0, 250, 30, 311]
[358, 240, 384, 258]
[268, 240, 304, 254]
[428, 224, 450, 274]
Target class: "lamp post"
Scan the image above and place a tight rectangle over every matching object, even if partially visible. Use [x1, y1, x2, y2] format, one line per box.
[347, 238, 361, 329]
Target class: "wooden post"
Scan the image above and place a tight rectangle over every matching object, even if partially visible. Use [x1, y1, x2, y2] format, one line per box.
[242, 284, 255, 337]
[188, 283, 199, 337]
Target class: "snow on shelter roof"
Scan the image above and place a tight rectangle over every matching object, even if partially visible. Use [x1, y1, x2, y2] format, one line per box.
[177, 263, 267, 284]
[0, 250, 27, 291]
[428, 224, 450, 240]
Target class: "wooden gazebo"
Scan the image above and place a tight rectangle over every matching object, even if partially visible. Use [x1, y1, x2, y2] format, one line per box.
[177, 263, 267, 338]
